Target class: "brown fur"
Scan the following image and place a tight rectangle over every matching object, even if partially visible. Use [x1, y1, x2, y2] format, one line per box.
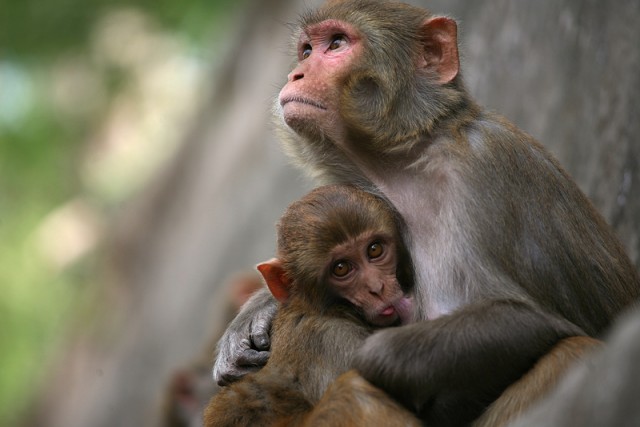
[304, 370, 421, 427]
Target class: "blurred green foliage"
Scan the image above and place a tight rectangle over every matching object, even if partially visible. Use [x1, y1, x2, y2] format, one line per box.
[0, 0, 239, 58]
[0, 0, 242, 424]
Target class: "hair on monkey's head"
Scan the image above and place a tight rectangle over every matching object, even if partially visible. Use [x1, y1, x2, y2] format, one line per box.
[276, 185, 405, 302]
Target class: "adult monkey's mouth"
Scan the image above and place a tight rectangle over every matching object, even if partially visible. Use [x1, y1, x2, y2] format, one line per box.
[280, 96, 327, 110]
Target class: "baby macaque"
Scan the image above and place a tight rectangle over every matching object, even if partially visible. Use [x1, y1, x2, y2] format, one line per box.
[204, 184, 414, 426]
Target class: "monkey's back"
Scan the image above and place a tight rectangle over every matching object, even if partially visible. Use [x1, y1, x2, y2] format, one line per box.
[269, 299, 375, 402]
[204, 299, 374, 426]
[203, 367, 311, 426]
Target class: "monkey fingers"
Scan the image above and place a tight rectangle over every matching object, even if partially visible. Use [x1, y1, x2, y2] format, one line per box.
[236, 348, 271, 368]
[213, 288, 277, 385]
[249, 302, 278, 351]
[214, 348, 271, 386]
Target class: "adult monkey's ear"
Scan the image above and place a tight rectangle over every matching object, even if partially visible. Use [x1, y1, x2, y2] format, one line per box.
[419, 16, 460, 84]
[257, 258, 292, 303]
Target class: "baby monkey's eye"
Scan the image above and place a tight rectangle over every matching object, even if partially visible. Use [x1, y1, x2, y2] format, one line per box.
[332, 261, 351, 277]
[328, 35, 347, 50]
[367, 242, 384, 259]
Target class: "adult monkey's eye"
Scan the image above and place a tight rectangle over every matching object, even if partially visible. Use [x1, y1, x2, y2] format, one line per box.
[367, 242, 384, 259]
[328, 35, 346, 50]
[301, 43, 312, 59]
[332, 261, 351, 277]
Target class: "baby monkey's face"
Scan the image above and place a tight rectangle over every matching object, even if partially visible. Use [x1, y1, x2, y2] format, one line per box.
[326, 231, 412, 327]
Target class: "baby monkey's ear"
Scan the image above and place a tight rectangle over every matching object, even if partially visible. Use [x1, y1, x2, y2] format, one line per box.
[257, 258, 292, 303]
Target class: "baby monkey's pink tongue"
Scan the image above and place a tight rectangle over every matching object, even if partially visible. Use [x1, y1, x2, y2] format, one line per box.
[381, 306, 395, 316]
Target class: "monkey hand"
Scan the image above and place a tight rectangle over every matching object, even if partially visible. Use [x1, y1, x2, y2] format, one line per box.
[213, 288, 278, 386]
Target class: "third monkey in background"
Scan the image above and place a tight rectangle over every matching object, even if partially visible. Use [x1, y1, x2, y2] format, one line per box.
[205, 185, 417, 426]
[215, 0, 640, 425]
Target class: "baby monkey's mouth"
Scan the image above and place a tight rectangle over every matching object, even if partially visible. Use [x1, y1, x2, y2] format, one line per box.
[380, 305, 396, 316]
[370, 304, 400, 327]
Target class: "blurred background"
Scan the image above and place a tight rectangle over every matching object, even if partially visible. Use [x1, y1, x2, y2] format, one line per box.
[0, 0, 638, 426]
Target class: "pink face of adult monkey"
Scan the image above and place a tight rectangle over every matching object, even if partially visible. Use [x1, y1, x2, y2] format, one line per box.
[216, 1, 640, 425]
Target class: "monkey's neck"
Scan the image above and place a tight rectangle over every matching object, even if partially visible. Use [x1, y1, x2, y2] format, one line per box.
[339, 95, 480, 170]
[329, 132, 437, 191]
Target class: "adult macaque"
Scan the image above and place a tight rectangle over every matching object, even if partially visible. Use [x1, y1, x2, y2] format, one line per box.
[214, 0, 640, 424]
[205, 185, 417, 426]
